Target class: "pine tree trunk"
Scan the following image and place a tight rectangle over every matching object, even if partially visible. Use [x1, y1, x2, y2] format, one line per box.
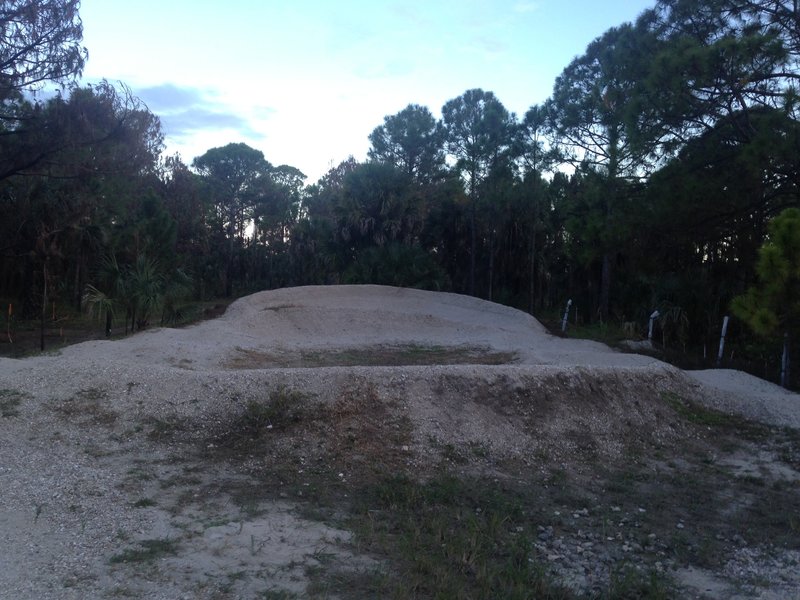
[40, 261, 48, 352]
[600, 253, 612, 322]
[781, 332, 791, 389]
[226, 199, 236, 298]
[601, 123, 619, 323]
[488, 230, 494, 302]
[74, 250, 82, 313]
[529, 224, 536, 314]
[469, 170, 477, 297]
[469, 199, 476, 296]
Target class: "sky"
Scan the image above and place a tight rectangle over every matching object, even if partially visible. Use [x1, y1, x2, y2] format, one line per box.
[78, 0, 656, 183]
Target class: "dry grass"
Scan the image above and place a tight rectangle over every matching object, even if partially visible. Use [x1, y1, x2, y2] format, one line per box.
[52, 387, 118, 426]
[185, 378, 800, 599]
[224, 344, 516, 369]
[0, 388, 27, 417]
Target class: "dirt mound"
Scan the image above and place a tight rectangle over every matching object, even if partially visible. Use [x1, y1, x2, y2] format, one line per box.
[1, 285, 798, 599]
[31, 284, 661, 370]
[2, 284, 796, 457]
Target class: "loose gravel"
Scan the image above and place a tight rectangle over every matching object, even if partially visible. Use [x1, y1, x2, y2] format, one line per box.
[1, 285, 798, 598]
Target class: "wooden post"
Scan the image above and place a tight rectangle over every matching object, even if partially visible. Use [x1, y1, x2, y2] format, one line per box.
[717, 316, 729, 367]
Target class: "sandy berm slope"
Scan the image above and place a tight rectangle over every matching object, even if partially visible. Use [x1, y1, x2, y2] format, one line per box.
[0, 284, 797, 599]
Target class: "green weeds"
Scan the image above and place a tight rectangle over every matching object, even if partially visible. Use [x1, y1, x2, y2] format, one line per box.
[662, 391, 737, 427]
[227, 344, 516, 368]
[333, 474, 571, 599]
[607, 566, 672, 600]
[109, 538, 178, 564]
[662, 391, 769, 439]
[131, 498, 156, 508]
[147, 417, 183, 441]
[181, 378, 800, 598]
[0, 388, 26, 417]
[261, 590, 300, 599]
[239, 387, 308, 435]
[302, 344, 516, 367]
[55, 387, 117, 425]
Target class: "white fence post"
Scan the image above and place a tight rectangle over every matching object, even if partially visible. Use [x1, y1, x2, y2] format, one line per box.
[648, 310, 660, 343]
[561, 299, 572, 333]
[717, 316, 729, 367]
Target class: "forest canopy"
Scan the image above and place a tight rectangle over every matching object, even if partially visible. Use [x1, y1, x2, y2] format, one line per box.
[1, 0, 798, 386]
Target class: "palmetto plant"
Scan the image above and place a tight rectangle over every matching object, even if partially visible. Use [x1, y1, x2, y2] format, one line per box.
[83, 252, 125, 336]
[126, 254, 165, 330]
[159, 268, 192, 325]
[659, 303, 690, 352]
[85, 252, 175, 334]
[83, 283, 116, 336]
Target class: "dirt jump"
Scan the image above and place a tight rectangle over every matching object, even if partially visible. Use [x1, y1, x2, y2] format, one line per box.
[1, 285, 798, 599]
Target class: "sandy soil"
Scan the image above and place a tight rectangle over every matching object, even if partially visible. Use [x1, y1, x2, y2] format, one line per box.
[0, 284, 797, 599]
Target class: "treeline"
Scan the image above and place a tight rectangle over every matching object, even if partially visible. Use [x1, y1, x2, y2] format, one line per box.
[1, 0, 798, 386]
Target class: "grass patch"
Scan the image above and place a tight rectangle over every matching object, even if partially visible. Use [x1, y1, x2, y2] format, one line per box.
[226, 344, 516, 368]
[164, 299, 233, 327]
[147, 417, 183, 441]
[607, 566, 672, 600]
[109, 538, 178, 564]
[298, 426, 797, 598]
[661, 391, 769, 438]
[663, 392, 737, 427]
[305, 344, 517, 367]
[741, 485, 800, 549]
[206, 386, 317, 459]
[261, 303, 298, 312]
[131, 498, 156, 508]
[206, 381, 413, 492]
[239, 387, 308, 434]
[261, 590, 300, 599]
[54, 387, 118, 425]
[542, 315, 632, 346]
[231, 485, 267, 517]
[190, 376, 799, 597]
[0, 388, 26, 417]
[335, 474, 572, 599]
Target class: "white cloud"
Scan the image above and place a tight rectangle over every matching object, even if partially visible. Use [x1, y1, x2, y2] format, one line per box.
[513, 1, 541, 13]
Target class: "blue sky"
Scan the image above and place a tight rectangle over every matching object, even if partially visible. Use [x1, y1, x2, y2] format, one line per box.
[79, 1, 655, 182]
